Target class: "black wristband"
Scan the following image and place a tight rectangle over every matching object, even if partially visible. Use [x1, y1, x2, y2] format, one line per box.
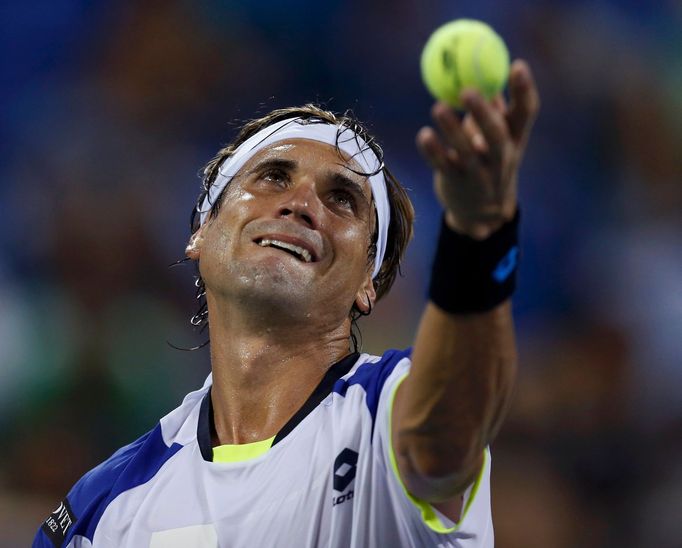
[428, 210, 520, 314]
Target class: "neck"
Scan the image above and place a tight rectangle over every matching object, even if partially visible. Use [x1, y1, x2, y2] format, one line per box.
[205, 293, 353, 446]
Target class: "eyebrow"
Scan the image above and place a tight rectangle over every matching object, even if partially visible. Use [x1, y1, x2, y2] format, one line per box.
[249, 157, 370, 204]
[248, 157, 297, 174]
[328, 170, 371, 206]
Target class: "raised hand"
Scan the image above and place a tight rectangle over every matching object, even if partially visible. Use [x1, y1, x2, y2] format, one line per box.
[416, 59, 540, 239]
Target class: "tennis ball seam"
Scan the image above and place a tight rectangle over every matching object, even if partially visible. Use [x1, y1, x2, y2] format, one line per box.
[448, 36, 462, 99]
[421, 19, 509, 108]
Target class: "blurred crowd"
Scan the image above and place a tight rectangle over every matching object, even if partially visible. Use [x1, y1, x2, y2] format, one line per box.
[1, 0, 680, 546]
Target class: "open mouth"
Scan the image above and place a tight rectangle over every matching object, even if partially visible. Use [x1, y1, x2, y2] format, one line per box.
[256, 238, 313, 263]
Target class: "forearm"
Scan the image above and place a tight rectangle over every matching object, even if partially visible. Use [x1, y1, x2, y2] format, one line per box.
[392, 300, 517, 501]
[400, 60, 536, 503]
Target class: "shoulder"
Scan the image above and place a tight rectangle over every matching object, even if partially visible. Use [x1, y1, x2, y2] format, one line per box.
[37, 425, 182, 547]
[332, 348, 412, 420]
[34, 380, 210, 547]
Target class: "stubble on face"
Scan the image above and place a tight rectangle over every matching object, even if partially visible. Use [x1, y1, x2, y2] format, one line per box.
[198, 140, 375, 329]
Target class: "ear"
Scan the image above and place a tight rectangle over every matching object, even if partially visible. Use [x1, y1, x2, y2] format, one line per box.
[185, 228, 205, 260]
[354, 273, 377, 315]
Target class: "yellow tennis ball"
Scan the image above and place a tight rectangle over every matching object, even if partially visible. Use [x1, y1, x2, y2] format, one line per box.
[421, 19, 510, 109]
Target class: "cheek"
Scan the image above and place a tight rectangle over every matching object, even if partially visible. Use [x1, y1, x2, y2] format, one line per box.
[217, 186, 258, 218]
[198, 228, 231, 286]
[232, 188, 257, 204]
[200, 193, 258, 277]
[335, 223, 372, 270]
[211, 188, 258, 237]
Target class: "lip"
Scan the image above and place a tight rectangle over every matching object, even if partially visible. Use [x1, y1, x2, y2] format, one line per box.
[253, 233, 320, 263]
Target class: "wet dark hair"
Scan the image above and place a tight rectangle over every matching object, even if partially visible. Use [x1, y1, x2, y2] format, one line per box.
[186, 104, 414, 352]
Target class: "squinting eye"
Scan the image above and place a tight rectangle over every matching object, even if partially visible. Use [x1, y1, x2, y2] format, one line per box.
[331, 191, 355, 210]
[261, 169, 288, 185]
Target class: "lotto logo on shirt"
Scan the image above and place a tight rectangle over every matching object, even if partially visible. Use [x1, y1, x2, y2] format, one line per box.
[333, 448, 358, 506]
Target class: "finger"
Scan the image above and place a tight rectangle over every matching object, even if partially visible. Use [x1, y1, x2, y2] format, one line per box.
[462, 115, 488, 155]
[430, 102, 477, 167]
[506, 59, 540, 146]
[491, 93, 508, 115]
[462, 93, 506, 150]
[461, 90, 509, 165]
[416, 126, 462, 174]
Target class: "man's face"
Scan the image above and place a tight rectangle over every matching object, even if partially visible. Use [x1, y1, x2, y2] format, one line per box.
[190, 138, 377, 324]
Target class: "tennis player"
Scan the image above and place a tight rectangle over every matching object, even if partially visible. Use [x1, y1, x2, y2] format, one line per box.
[34, 60, 539, 547]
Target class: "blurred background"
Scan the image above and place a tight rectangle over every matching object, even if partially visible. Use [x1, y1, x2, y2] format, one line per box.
[1, 0, 680, 546]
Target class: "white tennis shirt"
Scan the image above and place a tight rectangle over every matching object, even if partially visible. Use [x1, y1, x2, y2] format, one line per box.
[34, 349, 493, 547]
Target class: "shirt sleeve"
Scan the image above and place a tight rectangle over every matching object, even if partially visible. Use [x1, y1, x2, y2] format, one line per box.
[373, 356, 494, 546]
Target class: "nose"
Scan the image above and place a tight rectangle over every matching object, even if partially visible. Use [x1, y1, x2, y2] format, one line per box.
[277, 181, 321, 229]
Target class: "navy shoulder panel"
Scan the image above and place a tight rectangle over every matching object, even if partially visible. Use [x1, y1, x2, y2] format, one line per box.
[34, 423, 182, 547]
[332, 348, 412, 421]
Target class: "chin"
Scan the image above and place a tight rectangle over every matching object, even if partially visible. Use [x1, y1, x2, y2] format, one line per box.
[231, 260, 315, 315]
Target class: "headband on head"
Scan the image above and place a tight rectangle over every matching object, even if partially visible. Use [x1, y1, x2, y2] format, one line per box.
[197, 117, 390, 279]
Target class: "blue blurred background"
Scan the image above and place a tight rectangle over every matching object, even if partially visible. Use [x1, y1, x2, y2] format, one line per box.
[1, 0, 681, 545]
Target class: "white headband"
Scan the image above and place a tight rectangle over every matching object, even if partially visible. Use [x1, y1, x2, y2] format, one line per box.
[198, 117, 390, 278]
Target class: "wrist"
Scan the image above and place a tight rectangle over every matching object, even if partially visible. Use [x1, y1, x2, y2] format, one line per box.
[444, 205, 518, 241]
[429, 209, 521, 314]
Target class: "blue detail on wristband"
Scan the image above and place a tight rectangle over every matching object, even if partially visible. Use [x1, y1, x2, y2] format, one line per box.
[492, 246, 519, 283]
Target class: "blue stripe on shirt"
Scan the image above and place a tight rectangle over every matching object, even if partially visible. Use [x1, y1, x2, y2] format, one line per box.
[33, 423, 182, 547]
[332, 348, 412, 422]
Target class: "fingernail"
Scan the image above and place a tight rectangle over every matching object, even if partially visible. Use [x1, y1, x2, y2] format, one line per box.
[515, 67, 528, 84]
[472, 134, 485, 149]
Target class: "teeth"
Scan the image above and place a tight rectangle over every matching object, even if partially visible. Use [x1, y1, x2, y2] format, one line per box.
[258, 239, 312, 263]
